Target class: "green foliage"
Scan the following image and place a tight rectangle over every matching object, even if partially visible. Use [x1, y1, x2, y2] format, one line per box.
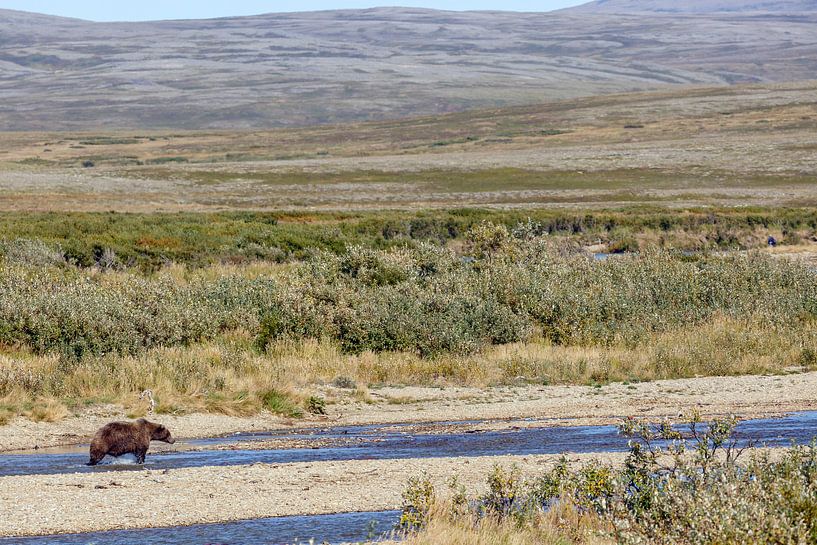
[0, 206, 815, 270]
[611, 416, 817, 544]
[523, 250, 817, 347]
[306, 395, 327, 415]
[260, 389, 303, 417]
[146, 156, 189, 164]
[404, 417, 817, 544]
[799, 347, 817, 368]
[0, 211, 344, 271]
[607, 235, 639, 254]
[466, 222, 513, 260]
[481, 464, 525, 518]
[79, 137, 141, 146]
[0, 269, 278, 358]
[0, 238, 65, 267]
[1, 225, 816, 361]
[400, 474, 436, 531]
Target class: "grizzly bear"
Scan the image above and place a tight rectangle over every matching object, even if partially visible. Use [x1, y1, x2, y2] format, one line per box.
[87, 418, 175, 466]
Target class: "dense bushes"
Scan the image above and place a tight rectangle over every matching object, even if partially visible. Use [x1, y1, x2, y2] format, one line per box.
[1, 221, 816, 420]
[252, 244, 535, 357]
[522, 249, 817, 346]
[1, 207, 816, 270]
[291, 234, 817, 354]
[0, 268, 278, 359]
[402, 416, 817, 544]
[1, 224, 816, 361]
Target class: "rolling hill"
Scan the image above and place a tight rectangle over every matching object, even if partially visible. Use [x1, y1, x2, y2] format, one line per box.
[566, 0, 817, 13]
[0, 5, 815, 130]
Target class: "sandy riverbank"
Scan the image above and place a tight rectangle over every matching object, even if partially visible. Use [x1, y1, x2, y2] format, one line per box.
[0, 452, 626, 537]
[2, 371, 816, 453]
[0, 371, 814, 536]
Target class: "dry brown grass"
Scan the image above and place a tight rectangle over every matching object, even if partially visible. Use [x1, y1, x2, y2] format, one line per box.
[255, 315, 814, 387]
[390, 501, 612, 545]
[24, 398, 70, 423]
[0, 313, 812, 423]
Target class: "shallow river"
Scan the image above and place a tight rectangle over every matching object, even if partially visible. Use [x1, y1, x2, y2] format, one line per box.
[2, 411, 815, 478]
[2, 411, 815, 544]
[0, 510, 402, 545]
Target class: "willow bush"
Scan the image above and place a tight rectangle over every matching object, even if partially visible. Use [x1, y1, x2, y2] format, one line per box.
[401, 417, 817, 545]
[1, 223, 815, 361]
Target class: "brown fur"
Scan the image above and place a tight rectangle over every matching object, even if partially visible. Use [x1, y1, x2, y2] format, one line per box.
[87, 418, 175, 465]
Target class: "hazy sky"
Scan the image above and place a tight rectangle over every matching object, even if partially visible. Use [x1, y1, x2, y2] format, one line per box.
[1, 1, 587, 21]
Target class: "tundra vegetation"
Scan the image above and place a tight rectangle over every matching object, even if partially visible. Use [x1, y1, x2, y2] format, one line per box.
[0, 215, 815, 423]
[0, 207, 815, 270]
[398, 415, 817, 545]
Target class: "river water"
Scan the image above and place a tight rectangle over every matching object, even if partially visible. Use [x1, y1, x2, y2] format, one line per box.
[1, 411, 815, 478]
[2, 411, 815, 544]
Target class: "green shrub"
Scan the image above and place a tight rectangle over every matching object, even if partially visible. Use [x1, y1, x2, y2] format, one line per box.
[0, 239, 64, 267]
[306, 395, 327, 415]
[260, 389, 303, 417]
[0, 268, 278, 358]
[1, 207, 814, 270]
[1, 225, 816, 361]
[403, 416, 817, 544]
[334, 285, 532, 357]
[800, 347, 817, 368]
[400, 474, 436, 531]
[608, 235, 639, 254]
[481, 464, 525, 518]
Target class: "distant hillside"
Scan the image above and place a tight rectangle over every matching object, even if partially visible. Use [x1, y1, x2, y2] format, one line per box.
[568, 0, 817, 12]
[0, 7, 816, 130]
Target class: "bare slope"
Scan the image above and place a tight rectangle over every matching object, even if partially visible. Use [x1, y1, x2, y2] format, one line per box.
[0, 7, 816, 130]
[568, 0, 817, 13]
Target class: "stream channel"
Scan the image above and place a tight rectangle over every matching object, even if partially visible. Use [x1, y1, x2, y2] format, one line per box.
[3, 411, 816, 544]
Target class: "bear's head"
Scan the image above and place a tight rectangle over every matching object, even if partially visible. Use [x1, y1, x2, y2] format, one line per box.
[151, 424, 175, 444]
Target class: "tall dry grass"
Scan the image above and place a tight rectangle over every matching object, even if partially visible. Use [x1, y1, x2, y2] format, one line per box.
[1, 314, 814, 423]
[396, 502, 611, 545]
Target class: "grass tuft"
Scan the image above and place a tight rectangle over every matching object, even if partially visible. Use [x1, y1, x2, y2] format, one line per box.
[261, 389, 304, 418]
